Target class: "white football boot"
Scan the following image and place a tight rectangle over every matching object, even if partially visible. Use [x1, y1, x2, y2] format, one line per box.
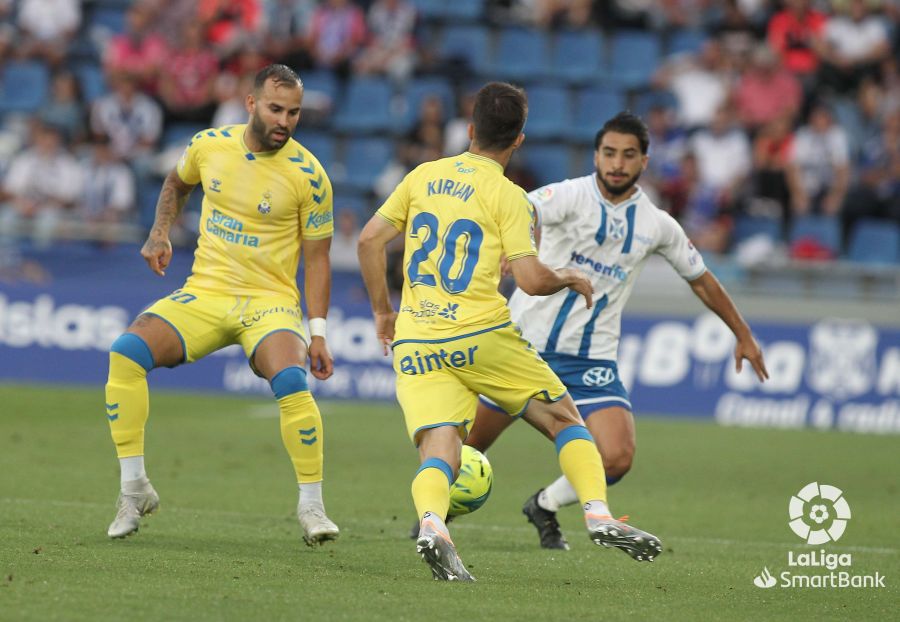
[586, 512, 663, 562]
[416, 513, 475, 582]
[297, 503, 340, 546]
[107, 477, 159, 538]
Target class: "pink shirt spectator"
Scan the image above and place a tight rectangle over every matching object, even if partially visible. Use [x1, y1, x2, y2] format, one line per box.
[735, 49, 802, 128]
[160, 23, 219, 112]
[309, 0, 367, 68]
[103, 5, 167, 93]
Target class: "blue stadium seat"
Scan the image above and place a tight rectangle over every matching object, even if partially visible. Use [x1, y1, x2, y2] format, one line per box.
[789, 215, 841, 256]
[489, 28, 551, 81]
[439, 26, 490, 74]
[667, 29, 708, 57]
[523, 84, 570, 140]
[300, 70, 339, 103]
[73, 63, 107, 104]
[606, 31, 661, 88]
[733, 216, 782, 245]
[295, 131, 336, 170]
[0, 62, 50, 113]
[550, 30, 604, 84]
[412, 0, 483, 21]
[398, 77, 456, 132]
[332, 78, 394, 134]
[520, 144, 573, 187]
[341, 137, 394, 192]
[847, 219, 900, 265]
[88, 6, 127, 35]
[333, 192, 372, 220]
[633, 89, 678, 116]
[567, 87, 626, 143]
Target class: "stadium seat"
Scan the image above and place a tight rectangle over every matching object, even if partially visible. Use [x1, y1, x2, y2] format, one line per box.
[633, 89, 679, 116]
[606, 31, 661, 88]
[567, 87, 626, 143]
[523, 84, 571, 140]
[667, 29, 708, 57]
[412, 0, 483, 21]
[789, 215, 841, 257]
[340, 137, 394, 192]
[73, 63, 108, 104]
[332, 78, 395, 134]
[733, 216, 782, 246]
[489, 28, 551, 81]
[300, 70, 339, 104]
[0, 61, 51, 113]
[438, 26, 490, 74]
[333, 192, 372, 220]
[295, 131, 337, 170]
[520, 144, 573, 187]
[550, 30, 604, 85]
[847, 219, 900, 265]
[397, 77, 456, 132]
[162, 123, 205, 148]
[88, 6, 128, 35]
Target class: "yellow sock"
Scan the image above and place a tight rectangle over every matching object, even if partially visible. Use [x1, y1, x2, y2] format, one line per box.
[106, 351, 150, 458]
[279, 391, 324, 483]
[411, 458, 454, 519]
[556, 425, 607, 505]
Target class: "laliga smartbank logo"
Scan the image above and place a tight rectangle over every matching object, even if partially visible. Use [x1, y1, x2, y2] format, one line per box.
[752, 482, 886, 589]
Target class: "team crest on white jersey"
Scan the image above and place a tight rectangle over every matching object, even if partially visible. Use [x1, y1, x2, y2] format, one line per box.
[608, 217, 626, 241]
[582, 366, 615, 387]
[258, 190, 272, 215]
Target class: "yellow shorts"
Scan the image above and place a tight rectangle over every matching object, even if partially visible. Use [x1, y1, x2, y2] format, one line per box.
[142, 288, 307, 372]
[393, 322, 567, 443]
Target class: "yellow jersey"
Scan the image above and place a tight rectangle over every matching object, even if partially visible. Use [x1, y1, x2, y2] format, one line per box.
[377, 151, 537, 342]
[175, 124, 333, 299]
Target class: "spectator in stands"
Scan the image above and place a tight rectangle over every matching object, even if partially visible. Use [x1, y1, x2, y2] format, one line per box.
[734, 45, 802, 132]
[308, 0, 367, 78]
[786, 103, 850, 216]
[644, 105, 687, 202]
[260, 0, 316, 69]
[74, 134, 136, 244]
[747, 111, 795, 220]
[444, 91, 476, 156]
[38, 71, 86, 145]
[689, 105, 752, 209]
[669, 152, 732, 253]
[842, 110, 900, 236]
[354, 0, 417, 83]
[212, 73, 254, 128]
[407, 95, 445, 162]
[530, 0, 596, 29]
[16, 0, 81, 67]
[330, 209, 362, 272]
[90, 72, 163, 166]
[151, 0, 200, 48]
[158, 22, 220, 123]
[711, 0, 760, 63]
[0, 122, 82, 247]
[104, 2, 168, 95]
[766, 0, 827, 82]
[199, 0, 262, 56]
[816, 0, 891, 94]
[653, 39, 731, 129]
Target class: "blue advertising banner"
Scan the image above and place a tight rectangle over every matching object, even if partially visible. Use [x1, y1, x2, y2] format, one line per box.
[1, 245, 898, 433]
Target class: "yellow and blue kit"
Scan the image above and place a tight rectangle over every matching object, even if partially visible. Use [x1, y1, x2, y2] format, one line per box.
[377, 151, 567, 442]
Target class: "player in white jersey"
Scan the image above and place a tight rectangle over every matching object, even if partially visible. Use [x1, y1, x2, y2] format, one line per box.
[467, 112, 770, 549]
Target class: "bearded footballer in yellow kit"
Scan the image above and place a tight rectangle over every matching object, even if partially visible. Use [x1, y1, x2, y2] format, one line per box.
[103, 64, 340, 546]
[358, 82, 664, 581]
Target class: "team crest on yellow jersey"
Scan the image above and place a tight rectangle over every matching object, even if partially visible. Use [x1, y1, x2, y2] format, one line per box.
[258, 190, 272, 215]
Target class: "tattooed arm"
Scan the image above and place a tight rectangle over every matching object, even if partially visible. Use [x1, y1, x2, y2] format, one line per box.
[141, 169, 196, 276]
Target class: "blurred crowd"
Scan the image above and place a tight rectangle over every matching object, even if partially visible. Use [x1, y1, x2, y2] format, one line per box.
[0, 0, 897, 274]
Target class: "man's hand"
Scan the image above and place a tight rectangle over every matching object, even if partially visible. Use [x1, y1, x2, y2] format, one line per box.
[735, 335, 769, 382]
[560, 268, 593, 309]
[374, 310, 397, 356]
[308, 336, 334, 380]
[141, 231, 173, 276]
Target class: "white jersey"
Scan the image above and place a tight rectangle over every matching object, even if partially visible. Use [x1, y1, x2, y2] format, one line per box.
[509, 175, 706, 361]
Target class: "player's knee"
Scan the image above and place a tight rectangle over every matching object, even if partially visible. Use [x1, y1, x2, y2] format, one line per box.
[602, 442, 634, 479]
[109, 333, 154, 375]
[270, 365, 309, 399]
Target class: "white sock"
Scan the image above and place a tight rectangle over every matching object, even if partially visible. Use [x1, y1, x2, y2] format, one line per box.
[539, 476, 579, 512]
[298, 481, 323, 508]
[421, 511, 450, 538]
[119, 456, 146, 486]
[584, 500, 611, 517]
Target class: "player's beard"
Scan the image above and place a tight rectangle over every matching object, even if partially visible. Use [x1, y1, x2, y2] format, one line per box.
[598, 168, 642, 198]
[250, 112, 289, 151]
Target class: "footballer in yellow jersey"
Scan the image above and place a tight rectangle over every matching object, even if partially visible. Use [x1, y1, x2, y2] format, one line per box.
[360, 82, 663, 582]
[102, 65, 340, 547]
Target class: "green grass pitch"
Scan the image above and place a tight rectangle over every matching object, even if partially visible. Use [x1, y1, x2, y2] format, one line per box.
[1, 384, 897, 621]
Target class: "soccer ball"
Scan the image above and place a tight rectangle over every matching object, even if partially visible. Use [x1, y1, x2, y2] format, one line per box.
[448, 446, 493, 517]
